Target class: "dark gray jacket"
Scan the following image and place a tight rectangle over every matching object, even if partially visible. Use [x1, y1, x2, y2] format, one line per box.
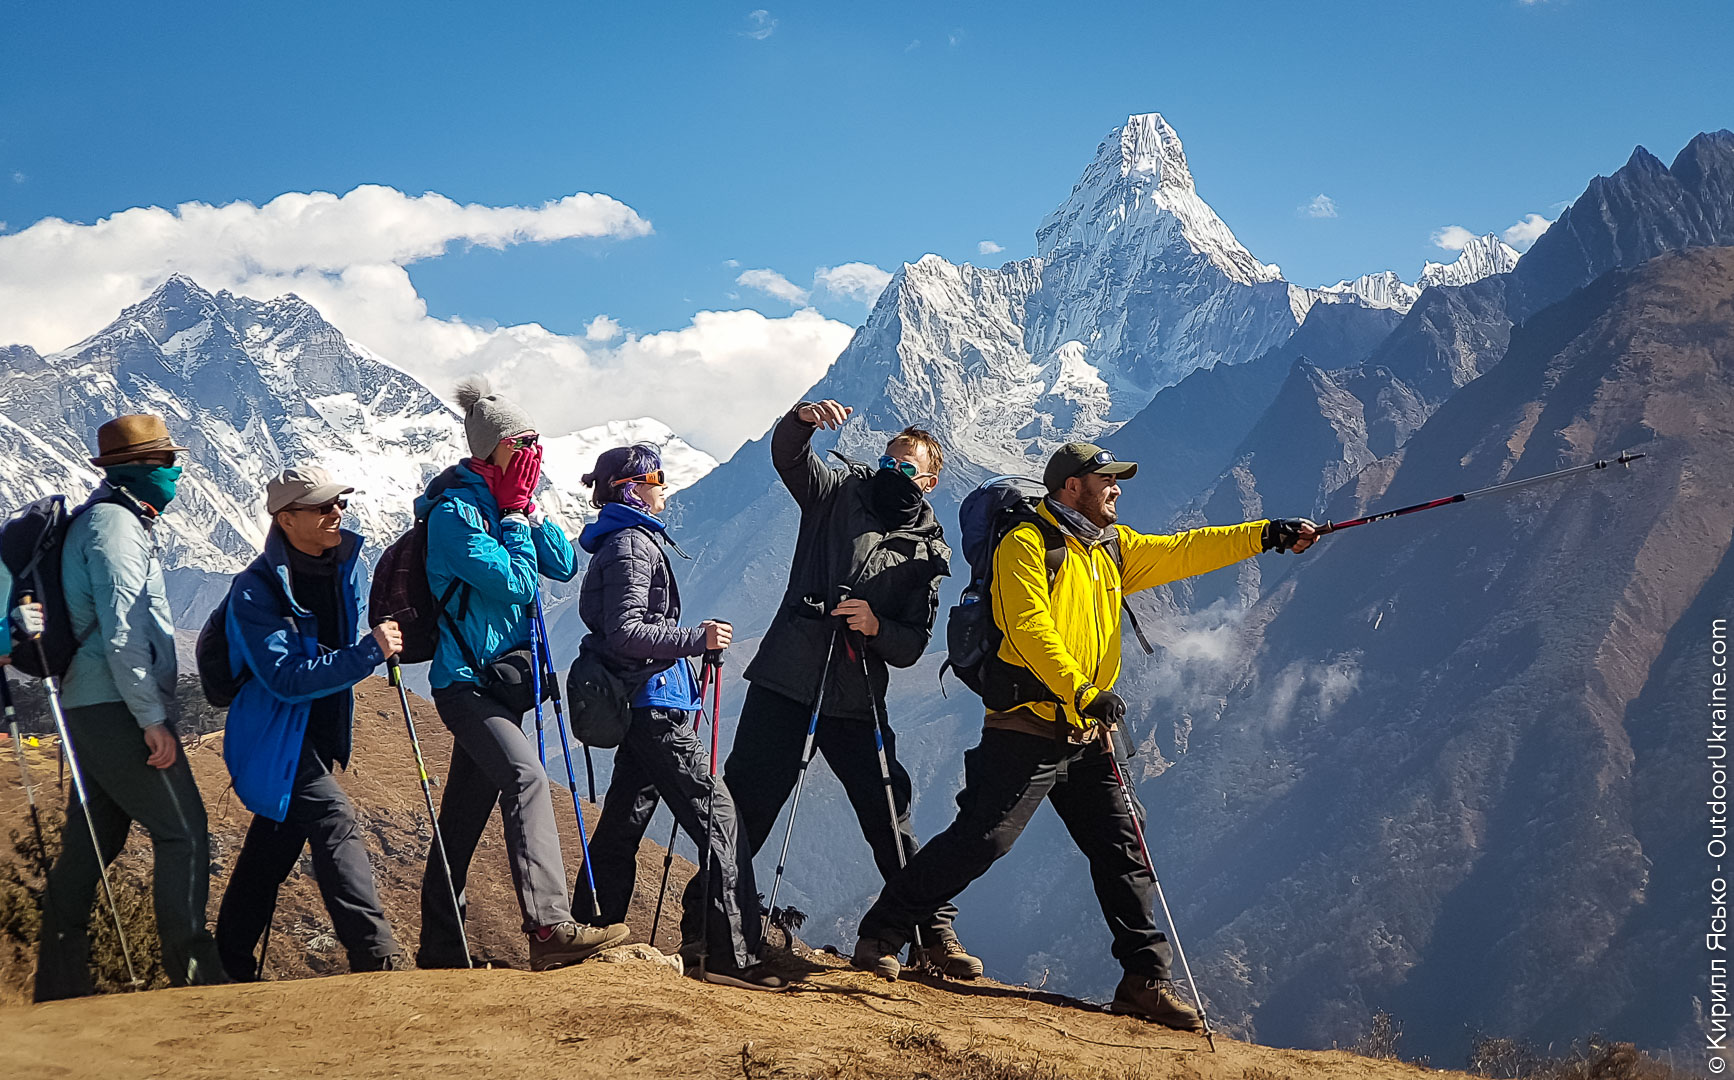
[577, 504, 706, 684]
[742, 407, 951, 722]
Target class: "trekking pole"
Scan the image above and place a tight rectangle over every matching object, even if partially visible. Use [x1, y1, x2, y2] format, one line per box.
[386, 655, 472, 968]
[19, 594, 141, 988]
[532, 609, 602, 919]
[649, 700, 705, 949]
[1100, 726, 1216, 1051]
[531, 596, 595, 804]
[764, 625, 840, 925]
[857, 638, 924, 965]
[696, 648, 723, 976]
[2, 667, 48, 855]
[530, 623, 547, 770]
[1317, 452, 1646, 537]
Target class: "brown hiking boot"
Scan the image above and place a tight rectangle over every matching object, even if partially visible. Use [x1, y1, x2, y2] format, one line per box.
[920, 937, 983, 979]
[528, 922, 630, 971]
[851, 936, 902, 980]
[1109, 973, 1206, 1032]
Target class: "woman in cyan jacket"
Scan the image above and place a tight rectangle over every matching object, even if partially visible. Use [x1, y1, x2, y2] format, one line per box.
[415, 377, 628, 972]
[578, 444, 783, 991]
[218, 466, 403, 978]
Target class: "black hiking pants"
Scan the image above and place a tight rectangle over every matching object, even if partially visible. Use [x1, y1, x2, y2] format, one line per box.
[418, 684, 573, 965]
[215, 741, 398, 977]
[723, 683, 957, 943]
[857, 727, 1175, 980]
[582, 705, 762, 971]
[35, 702, 225, 1001]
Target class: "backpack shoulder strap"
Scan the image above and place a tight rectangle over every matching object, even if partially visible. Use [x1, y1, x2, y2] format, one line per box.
[1104, 526, 1154, 657]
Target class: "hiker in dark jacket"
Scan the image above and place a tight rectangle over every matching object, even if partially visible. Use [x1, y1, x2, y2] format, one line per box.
[214, 466, 405, 979]
[415, 376, 628, 972]
[721, 399, 982, 978]
[32, 414, 227, 1000]
[575, 445, 784, 991]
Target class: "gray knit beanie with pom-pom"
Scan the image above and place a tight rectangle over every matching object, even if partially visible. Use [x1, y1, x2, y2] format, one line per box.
[454, 376, 535, 459]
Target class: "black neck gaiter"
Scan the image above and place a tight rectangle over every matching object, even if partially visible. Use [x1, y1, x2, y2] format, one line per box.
[869, 467, 924, 531]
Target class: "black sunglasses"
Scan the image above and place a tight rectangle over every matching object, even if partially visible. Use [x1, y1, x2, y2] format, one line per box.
[287, 498, 348, 515]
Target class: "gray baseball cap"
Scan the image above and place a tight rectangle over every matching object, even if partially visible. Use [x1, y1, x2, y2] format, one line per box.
[266, 465, 355, 514]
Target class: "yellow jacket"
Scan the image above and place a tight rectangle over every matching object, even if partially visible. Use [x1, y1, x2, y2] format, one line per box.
[989, 501, 1266, 730]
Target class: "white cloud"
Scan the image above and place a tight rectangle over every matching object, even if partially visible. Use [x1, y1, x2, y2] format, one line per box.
[11, 172, 24, 185]
[904, 39, 921, 52]
[584, 314, 622, 341]
[0, 185, 854, 458]
[736, 267, 810, 305]
[978, 240, 1003, 255]
[742, 9, 777, 39]
[947, 28, 964, 47]
[723, 258, 740, 268]
[1502, 213, 1553, 251]
[1301, 194, 1338, 219]
[814, 262, 891, 306]
[1430, 224, 1478, 251]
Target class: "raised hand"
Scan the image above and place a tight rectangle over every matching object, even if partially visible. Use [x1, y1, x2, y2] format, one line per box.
[796, 400, 853, 430]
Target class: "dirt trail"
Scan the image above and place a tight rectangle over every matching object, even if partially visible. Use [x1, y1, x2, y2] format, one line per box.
[0, 949, 1446, 1080]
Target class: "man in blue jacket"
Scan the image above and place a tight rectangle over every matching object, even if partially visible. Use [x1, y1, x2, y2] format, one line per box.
[215, 465, 405, 979]
[416, 376, 629, 971]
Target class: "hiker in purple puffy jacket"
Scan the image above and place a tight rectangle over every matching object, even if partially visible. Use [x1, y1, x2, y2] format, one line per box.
[575, 444, 785, 992]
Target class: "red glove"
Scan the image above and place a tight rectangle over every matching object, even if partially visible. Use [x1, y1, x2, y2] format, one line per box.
[477, 444, 542, 513]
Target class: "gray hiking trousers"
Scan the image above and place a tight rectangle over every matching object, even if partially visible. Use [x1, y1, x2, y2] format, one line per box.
[35, 701, 224, 1000]
[418, 684, 573, 964]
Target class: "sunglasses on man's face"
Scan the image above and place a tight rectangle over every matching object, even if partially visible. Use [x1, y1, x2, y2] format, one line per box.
[288, 498, 347, 516]
[611, 470, 667, 488]
[879, 455, 935, 481]
[509, 434, 540, 450]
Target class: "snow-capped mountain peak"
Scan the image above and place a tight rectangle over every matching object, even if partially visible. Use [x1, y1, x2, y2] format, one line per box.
[1037, 112, 1282, 288]
[1419, 233, 1521, 289]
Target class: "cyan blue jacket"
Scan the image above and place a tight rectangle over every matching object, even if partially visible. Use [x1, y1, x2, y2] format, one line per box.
[578, 503, 703, 711]
[223, 527, 384, 822]
[418, 461, 577, 690]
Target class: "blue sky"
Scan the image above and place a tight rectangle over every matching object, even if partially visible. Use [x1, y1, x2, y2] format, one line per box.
[1, 0, 1728, 453]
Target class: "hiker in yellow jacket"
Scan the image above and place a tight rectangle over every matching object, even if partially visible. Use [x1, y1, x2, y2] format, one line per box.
[854, 442, 1315, 1033]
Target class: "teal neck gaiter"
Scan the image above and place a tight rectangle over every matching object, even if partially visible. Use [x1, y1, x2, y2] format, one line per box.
[105, 463, 183, 512]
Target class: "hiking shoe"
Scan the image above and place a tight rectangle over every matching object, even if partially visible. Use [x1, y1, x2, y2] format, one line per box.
[921, 937, 983, 979]
[1109, 973, 1206, 1033]
[528, 921, 630, 971]
[700, 963, 789, 992]
[852, 936, 902, 980]
[353, 952, 409, 973]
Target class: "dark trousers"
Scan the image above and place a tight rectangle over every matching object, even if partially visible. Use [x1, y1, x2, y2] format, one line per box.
[215, 741, 398, 977]
[583, 706, 762, 970]
[858, 727, 1175, 980]
[418, 685, 573, 964]
[723, 683, 957, 942]
[35, 702, 225, 1000]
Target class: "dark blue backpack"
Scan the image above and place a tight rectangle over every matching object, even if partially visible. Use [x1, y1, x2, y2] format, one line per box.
[1, 495, 87, 680]
[941, 476, 1150, 710]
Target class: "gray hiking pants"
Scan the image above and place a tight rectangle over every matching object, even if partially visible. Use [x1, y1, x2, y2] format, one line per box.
[35, 701, 224, 1000]
[419, 684, 573, 964]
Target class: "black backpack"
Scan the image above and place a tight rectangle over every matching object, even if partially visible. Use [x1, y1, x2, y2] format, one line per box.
[941, 477, 1150, 712]
[2, 495, 92, 679]
[194, 592, 246, 708]
[368, 467, 471, 664]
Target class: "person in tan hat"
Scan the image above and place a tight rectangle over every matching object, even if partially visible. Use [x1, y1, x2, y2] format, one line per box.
[35, 413, 227, 1000]
[214, 465, 406, 979]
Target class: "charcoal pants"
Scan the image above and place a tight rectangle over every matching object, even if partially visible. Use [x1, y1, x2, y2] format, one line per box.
[723, 683, 956, 943]
[857, 727, 1175, 980]
[215, 741, 398, 977]
[418, 684, 573, 965]
[35, 701, 225, 1001]
[582, 706, 762, 970]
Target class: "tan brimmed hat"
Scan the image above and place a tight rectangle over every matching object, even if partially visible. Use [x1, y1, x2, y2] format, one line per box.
[266, 466, 356, 515]
[89, 414, 190, 467]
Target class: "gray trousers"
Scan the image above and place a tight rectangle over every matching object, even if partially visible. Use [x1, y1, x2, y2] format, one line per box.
[35, 701, 225, 1000]
[585, 706, 762, 971]
[215, 741, 398, 977]
[418, 684, 573, 964]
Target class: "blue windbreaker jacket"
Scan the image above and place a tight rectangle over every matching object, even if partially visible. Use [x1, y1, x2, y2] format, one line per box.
[222, 527, 384, 822]
[417, 461, 577, 690]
